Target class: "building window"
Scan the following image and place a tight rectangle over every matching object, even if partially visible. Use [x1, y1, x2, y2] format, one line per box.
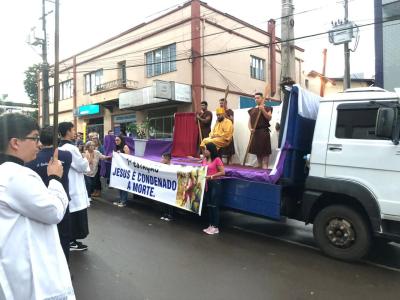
[84, 69, 103, 94]
[48, 79, 73, 102]
[118, 61, 127, 84]
[148, 107, 176, 139]
[250, 56, 265, 81]
[335, 105, 382, 140]
[146, 44, 177, 77]
[60, 80, 73, 100]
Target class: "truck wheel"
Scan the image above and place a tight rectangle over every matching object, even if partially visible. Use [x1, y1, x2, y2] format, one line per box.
[313, 205, 371, 261]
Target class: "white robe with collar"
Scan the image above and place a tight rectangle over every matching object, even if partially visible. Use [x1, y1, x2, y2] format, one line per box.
[59, 143, 90, 213]
[0, 162, 75, 300]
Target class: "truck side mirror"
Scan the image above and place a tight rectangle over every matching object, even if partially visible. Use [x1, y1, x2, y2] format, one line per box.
[375, 107, 395, 138]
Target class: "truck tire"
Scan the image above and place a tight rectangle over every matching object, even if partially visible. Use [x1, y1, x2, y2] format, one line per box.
[313, 205, 371, 261]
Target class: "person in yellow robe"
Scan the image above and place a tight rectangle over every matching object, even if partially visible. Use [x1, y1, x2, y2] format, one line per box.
[200, 107, 233, 150]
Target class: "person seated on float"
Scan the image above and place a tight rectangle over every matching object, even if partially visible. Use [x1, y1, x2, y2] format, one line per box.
[200, 107, 233, 151]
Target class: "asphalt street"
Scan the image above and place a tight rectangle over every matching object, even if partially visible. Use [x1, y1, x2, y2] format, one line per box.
[69, 189, 400, 300]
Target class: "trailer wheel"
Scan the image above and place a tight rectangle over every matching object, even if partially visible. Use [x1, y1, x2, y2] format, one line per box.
[313, 205, 371, 261]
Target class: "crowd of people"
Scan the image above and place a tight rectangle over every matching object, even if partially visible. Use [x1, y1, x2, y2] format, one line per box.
[0, 92, 273, 298]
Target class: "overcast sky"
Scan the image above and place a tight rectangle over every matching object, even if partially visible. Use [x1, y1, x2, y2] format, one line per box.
[0, 0, 374, 103]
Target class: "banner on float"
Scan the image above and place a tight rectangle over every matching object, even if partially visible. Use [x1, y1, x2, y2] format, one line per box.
[109, 152, 207, 215]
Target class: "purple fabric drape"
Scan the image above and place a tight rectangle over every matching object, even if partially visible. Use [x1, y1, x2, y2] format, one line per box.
[101, 135, 288, 184]
[144, 140, 172, 156]
[100, 135, 115, 177]
[266, 143, 290, 184]
[100, 136, 173, 178]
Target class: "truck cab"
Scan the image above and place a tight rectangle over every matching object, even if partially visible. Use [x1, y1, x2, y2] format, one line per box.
[220, 85, 399, 261]
[303, 87, 400, 260]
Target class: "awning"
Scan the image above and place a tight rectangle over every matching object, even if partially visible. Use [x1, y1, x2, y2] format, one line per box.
[119, 81, 192, 110]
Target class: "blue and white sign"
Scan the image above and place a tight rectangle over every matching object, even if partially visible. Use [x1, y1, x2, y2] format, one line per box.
[110, 152, 207, 215]
[78, 104, 100, 116]
[113, 113, 136, 124]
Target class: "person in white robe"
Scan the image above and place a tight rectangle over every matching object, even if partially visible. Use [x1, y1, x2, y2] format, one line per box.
[59, 122, 90, 251]
[0, 113, 75, 300]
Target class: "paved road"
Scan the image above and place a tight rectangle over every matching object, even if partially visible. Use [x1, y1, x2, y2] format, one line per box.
[70, 191, 400, 300]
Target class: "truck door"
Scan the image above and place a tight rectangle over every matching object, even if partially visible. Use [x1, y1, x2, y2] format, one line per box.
[325, 101, 400, 217]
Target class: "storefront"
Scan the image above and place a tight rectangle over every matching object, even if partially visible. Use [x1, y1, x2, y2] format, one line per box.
[112, 113, 136, 136]
[75, 104, 104, 139]
[147, 107, 176, 139]
[118, 80, 192, 140]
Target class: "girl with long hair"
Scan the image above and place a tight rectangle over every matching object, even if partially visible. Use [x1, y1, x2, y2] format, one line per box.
[202, 142, 225, 235]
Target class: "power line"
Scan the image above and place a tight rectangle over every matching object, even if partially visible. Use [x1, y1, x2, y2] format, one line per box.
[59, 20, 270, 71]
[58, 13, 263, 69]
[63, 7, 374, 71]
[69, 17, 398, 74]
[72, 10, 218, 62]
[273, 0, 358, 22]
[204, 58, 244, 93]
[54, 0, 365, 71]
[57, 1, 349, 69]
[143, 1, 186, 19]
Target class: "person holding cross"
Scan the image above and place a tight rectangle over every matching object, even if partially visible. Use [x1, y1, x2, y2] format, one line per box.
[247, 92, 273, 169]
[196, 101, 213, 143]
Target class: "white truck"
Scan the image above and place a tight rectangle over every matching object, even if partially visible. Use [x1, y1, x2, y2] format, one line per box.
[304, 86, 400, 260]
[222, 86, 400, 261]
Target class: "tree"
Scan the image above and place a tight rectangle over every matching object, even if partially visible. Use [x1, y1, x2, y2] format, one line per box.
[23, 64, 40, 119]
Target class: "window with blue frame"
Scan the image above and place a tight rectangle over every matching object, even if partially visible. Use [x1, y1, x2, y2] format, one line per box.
[146, 44, 177, 77]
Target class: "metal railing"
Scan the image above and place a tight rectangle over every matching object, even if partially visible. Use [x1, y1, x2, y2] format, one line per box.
[95, 79, 138, 92]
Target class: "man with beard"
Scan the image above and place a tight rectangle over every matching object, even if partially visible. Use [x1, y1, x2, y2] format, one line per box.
[218, 97, 235, 164]
[196, 101, 213, 142]
[200, 107, 233, 151]
[247, 92, 273, 169]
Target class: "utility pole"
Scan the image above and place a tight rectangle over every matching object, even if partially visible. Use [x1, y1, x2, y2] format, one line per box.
[41, 0, 50, 127]
[343, 0, 351, 90]
[281, 0, 295, 83]
[53, 0, 60, 148]
[329, 0, 355, 91]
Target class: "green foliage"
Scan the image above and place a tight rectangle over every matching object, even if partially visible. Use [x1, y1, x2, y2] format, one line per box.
[23, 64, 40, 105]
[126, 119, 150, 139]
[23, 64, 40, 120]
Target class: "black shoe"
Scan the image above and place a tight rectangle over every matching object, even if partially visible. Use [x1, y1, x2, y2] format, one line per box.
[70, 241, 88, 251]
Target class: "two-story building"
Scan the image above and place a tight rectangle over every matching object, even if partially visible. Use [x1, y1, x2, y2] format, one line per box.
[41, 0, 304, 139]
